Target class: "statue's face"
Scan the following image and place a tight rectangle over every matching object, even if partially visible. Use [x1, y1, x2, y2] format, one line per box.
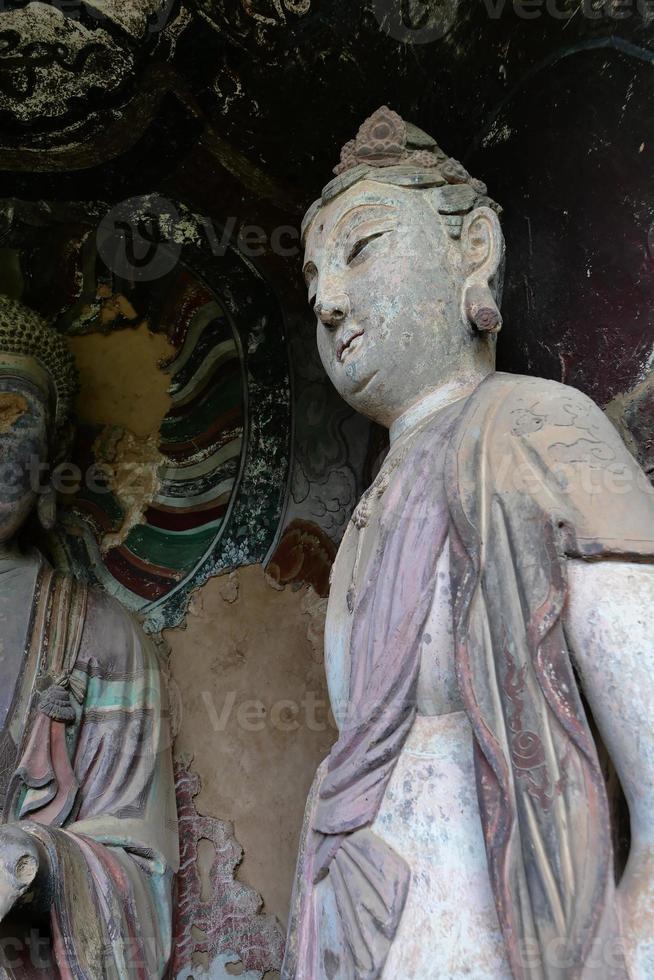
[303, 180, 465, 427]
[0, 369, 50, 545]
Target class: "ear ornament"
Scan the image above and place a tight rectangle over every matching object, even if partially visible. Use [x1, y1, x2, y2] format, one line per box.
[463, 282, 502, 334]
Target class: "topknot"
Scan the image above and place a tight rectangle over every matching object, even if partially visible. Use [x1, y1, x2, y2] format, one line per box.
[0, 295, 78, 449]
[333, 105, 447, 175]
[302, 106, 502, 244]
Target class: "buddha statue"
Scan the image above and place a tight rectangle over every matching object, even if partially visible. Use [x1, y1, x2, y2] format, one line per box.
[0, 296, 178, 977]
[283, 107, 654, 979]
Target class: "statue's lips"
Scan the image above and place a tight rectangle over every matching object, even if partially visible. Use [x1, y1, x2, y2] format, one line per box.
[337, 330, 364, 363]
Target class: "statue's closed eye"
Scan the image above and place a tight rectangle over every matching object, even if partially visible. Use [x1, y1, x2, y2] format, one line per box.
[347, 230, 389, 265]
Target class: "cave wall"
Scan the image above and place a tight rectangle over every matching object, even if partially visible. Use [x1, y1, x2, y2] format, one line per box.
[0, 2, 651, 977]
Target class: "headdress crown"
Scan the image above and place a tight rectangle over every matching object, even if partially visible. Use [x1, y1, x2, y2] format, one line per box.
[334, 105, 449, 174]
[302, 106, 501, 243]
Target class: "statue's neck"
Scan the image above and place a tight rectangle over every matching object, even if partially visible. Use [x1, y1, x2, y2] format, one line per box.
[389, 370, 491, 446]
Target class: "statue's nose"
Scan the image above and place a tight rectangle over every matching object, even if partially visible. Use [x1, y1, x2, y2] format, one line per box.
[315, 294, 350, 328]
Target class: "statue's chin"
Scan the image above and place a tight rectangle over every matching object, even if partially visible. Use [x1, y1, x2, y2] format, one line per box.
[334, 362, 416, 428]
[330, 364, 381, 409]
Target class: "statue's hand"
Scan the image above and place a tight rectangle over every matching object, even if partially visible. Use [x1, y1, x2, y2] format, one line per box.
[0, 824, 45, 921]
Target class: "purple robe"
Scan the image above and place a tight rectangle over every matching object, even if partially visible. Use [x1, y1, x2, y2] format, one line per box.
[283, 373, 654, 980]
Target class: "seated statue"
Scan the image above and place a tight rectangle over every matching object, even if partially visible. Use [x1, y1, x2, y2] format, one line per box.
[0, 296, 178, 977]
[283, 107, 654, 979]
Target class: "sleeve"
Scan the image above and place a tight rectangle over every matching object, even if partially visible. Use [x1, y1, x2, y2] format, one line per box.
[13, 591, 179, 980]
[445, 373, 643, 980]
[495, 377, 654, 562]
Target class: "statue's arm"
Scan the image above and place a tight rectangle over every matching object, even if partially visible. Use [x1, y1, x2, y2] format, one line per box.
[564, 559, 654, 978]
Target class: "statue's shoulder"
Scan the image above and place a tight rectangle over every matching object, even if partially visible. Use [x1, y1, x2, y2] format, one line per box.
[455, 373, 630, 482]
[74, 578, 158, 676]
[480, 371, 600, 411]
[472, 372, 608, 435]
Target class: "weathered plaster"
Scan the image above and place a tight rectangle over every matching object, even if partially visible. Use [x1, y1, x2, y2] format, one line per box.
[92, 427, 165, 552]
[69, 324, 173, 438]
[63, 325, 174, 549]
[167, 564, 335, 930]
[172, 758, 284, 978]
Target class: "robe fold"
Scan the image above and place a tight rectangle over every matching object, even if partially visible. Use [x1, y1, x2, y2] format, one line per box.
[283, 372, 654, 980]
[0, 559, 179, 980]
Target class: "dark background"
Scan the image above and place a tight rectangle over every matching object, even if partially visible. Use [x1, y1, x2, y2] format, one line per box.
[0, 0, 652, 468]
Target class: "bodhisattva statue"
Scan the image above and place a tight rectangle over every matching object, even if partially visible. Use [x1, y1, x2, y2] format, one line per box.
[0, 296, 178, 977]
[283, 107, 654, 980]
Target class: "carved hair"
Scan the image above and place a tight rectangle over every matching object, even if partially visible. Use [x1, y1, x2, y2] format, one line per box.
[0, 295, 78, 453]
[302, 106, 502, 244]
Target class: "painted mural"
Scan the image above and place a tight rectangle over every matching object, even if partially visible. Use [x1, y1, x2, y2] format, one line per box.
[60, 275, 245, 619]
[0, 197, 292, 632]
[172, 759, 285, 977]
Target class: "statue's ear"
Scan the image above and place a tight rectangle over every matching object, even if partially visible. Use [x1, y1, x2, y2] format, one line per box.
[460, 206, 505, 334]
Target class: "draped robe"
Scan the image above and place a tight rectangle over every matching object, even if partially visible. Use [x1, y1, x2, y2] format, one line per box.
[283, 372, 654, 980]
[0, 553, 178, 979]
